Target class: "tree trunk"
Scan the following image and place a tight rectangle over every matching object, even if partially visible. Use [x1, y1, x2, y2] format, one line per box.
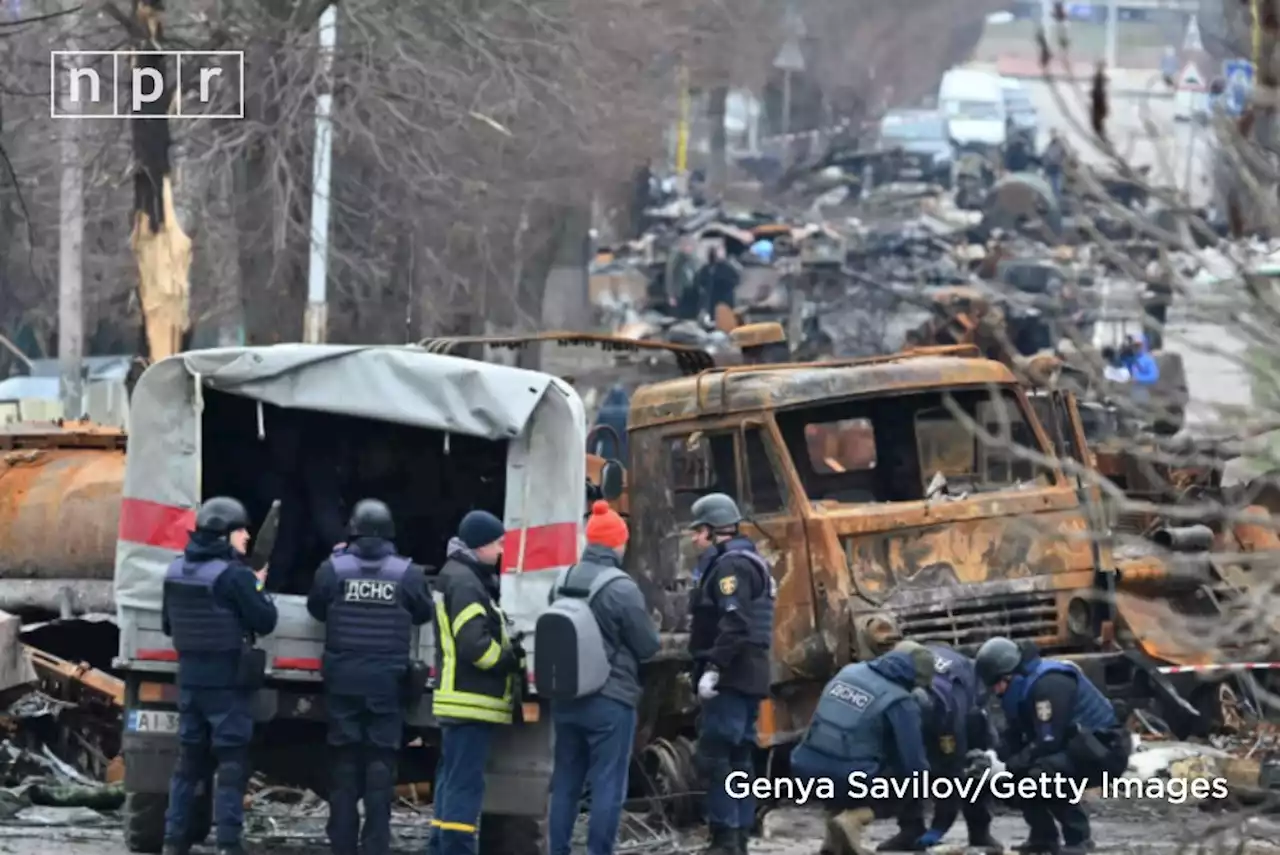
[127, 1, 192, 362]
[707, 85, 729, 195]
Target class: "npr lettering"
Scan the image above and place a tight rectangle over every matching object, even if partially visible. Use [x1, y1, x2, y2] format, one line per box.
[50, 50, 246, 120]
[343, 580, 398, 603]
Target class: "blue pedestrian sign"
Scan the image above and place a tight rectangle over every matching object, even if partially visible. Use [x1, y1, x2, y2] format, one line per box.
[1223, 58, 1254, 116]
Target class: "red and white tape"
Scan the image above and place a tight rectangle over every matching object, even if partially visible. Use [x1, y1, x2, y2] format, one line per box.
[1156, 662, 1280, 674]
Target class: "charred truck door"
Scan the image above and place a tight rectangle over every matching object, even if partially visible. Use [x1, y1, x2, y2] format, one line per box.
[628, 418, 817, 744]
[1029, 389, 1115, 635]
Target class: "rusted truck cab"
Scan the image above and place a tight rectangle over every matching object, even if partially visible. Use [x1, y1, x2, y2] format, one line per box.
[626, 346, 1122, 747]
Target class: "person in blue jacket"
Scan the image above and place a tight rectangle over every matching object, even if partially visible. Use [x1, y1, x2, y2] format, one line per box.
[880, 641, 1001, 853]
[1120, 333, 1160, 385]
[161, 497, 278, 855]
[790, 648, 934, 855]
[974, 638, 1132, 855]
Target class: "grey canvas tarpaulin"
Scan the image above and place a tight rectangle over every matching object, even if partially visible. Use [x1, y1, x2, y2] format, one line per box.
[180, 344, 555, 438]
[115, 344, 562, 613]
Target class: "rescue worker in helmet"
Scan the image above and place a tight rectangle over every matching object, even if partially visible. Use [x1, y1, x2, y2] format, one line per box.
[161, 497, 278, 855]
[789, 646, 934, 855]
[972, 637, 1131, 855]
[686, 493, 775, 855]
[306, 499, 435, 855]
[881, 641, 1002, 853]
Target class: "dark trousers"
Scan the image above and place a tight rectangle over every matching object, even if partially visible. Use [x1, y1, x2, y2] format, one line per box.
[791, 745, 920, 819]
[1013, 752, 1116, 844]
[428, 722, 495, 855]
[325, 692, 404, 855]
[695, 690, 759, 832]
[164, 687, 253, 848]
[548, 695, 636, 855]
[898, 755, 992, 841]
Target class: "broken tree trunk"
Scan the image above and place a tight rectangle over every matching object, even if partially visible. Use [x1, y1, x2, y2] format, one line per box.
[128, 0, 191, 362]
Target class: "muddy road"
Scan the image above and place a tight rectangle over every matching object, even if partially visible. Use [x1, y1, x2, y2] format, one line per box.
[5, 797, 1280, 855]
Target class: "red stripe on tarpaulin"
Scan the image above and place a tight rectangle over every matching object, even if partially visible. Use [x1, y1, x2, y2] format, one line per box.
[119, 498, 196, 551]
[501, 522, 578, 573]
[137, 648, 178, 662]
[274, 657, 321, 671]
[121, 498, 576, 572]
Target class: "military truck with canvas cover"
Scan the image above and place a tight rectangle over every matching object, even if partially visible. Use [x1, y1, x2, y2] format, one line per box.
[113, 345, 585, 854]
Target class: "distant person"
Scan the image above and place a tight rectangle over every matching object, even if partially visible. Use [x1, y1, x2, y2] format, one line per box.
[1121, 333, 1160, 385]
[1042, 131, 1066, 200]
[693, 248, 740, 329]
[1101, 346, 1131, 384]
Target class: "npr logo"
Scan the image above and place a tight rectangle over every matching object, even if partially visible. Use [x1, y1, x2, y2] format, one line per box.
[50, 51, 244, 120]
[343, 579, 398, 603]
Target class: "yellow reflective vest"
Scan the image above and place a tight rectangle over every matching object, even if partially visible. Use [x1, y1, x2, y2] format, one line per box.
[432, 556, 514, 724]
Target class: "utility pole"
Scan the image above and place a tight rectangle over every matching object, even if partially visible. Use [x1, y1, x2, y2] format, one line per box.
[303, 4, 337, 344]
[58, 47, 84, 418]
[1105, 0, 1119, 70]
[675, 65, 689, 175]
[781, 70, 792, 138]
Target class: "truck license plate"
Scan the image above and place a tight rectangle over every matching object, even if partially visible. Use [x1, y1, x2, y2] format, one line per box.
[127, 709, 179, 734]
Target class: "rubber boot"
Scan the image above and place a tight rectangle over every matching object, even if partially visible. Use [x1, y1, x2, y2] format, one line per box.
[703, 825, 738, 855]
[968, 826, 1005, 854]
[1061, 842, 1095, 855]
[876, 824, 927, 852]
[735, 827, 751, 855]
[824, 807, 876, 855]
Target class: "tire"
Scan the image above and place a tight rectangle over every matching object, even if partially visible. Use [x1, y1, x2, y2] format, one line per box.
[480, 814, 546, 855]
[123, 792, 166, 854]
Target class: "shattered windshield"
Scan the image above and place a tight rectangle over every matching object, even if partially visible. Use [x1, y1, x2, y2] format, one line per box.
[777, 387, 1055, 504]
[944, 100, 1003, 122]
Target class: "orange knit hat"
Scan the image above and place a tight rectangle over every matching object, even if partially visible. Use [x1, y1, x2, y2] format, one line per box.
[585, 500, 628, 549]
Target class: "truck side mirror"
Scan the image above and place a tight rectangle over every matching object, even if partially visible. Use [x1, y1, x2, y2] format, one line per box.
[600, 460, 625, 500]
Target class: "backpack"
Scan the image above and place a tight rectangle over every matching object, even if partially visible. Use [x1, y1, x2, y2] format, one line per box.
[533, 564, 628, 701]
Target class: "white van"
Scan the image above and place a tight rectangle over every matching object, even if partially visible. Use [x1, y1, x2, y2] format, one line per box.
[937, 68, 1007, 147]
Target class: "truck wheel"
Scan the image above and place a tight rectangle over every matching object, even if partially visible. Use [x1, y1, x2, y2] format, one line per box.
[123, 792, 167, 854]
[480, 814, 546, 855]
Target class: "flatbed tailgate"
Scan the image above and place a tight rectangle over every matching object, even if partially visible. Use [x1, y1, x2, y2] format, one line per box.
[117, 595, 436, 679]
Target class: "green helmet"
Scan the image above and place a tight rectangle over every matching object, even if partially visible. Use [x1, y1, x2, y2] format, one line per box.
[974, 636, 1022, 686]
[688, 493, 742, 530]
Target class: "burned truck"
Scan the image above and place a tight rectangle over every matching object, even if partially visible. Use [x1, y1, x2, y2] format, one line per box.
[620, 345, 1279, 757]
[115, 345, 583, 853]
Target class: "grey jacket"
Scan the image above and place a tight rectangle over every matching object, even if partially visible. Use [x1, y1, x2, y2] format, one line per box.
[548, 544, 660, 708]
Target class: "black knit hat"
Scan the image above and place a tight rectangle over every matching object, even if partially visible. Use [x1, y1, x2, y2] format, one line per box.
[459, 510, 505, 549]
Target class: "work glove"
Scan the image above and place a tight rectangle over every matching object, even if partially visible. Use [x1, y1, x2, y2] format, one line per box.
[697, 669, 720, 701]
[916, 829, 945, 848]
[965, 749, 1004, 778]
[495, 647, 522, 675]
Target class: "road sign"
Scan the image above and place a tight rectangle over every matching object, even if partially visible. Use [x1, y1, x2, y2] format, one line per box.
[1183, 15, 1204, 52]
[1223, 58, 1255, 116]
[773, 36, 805, 73]
[1177, 61, 1204, 89]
